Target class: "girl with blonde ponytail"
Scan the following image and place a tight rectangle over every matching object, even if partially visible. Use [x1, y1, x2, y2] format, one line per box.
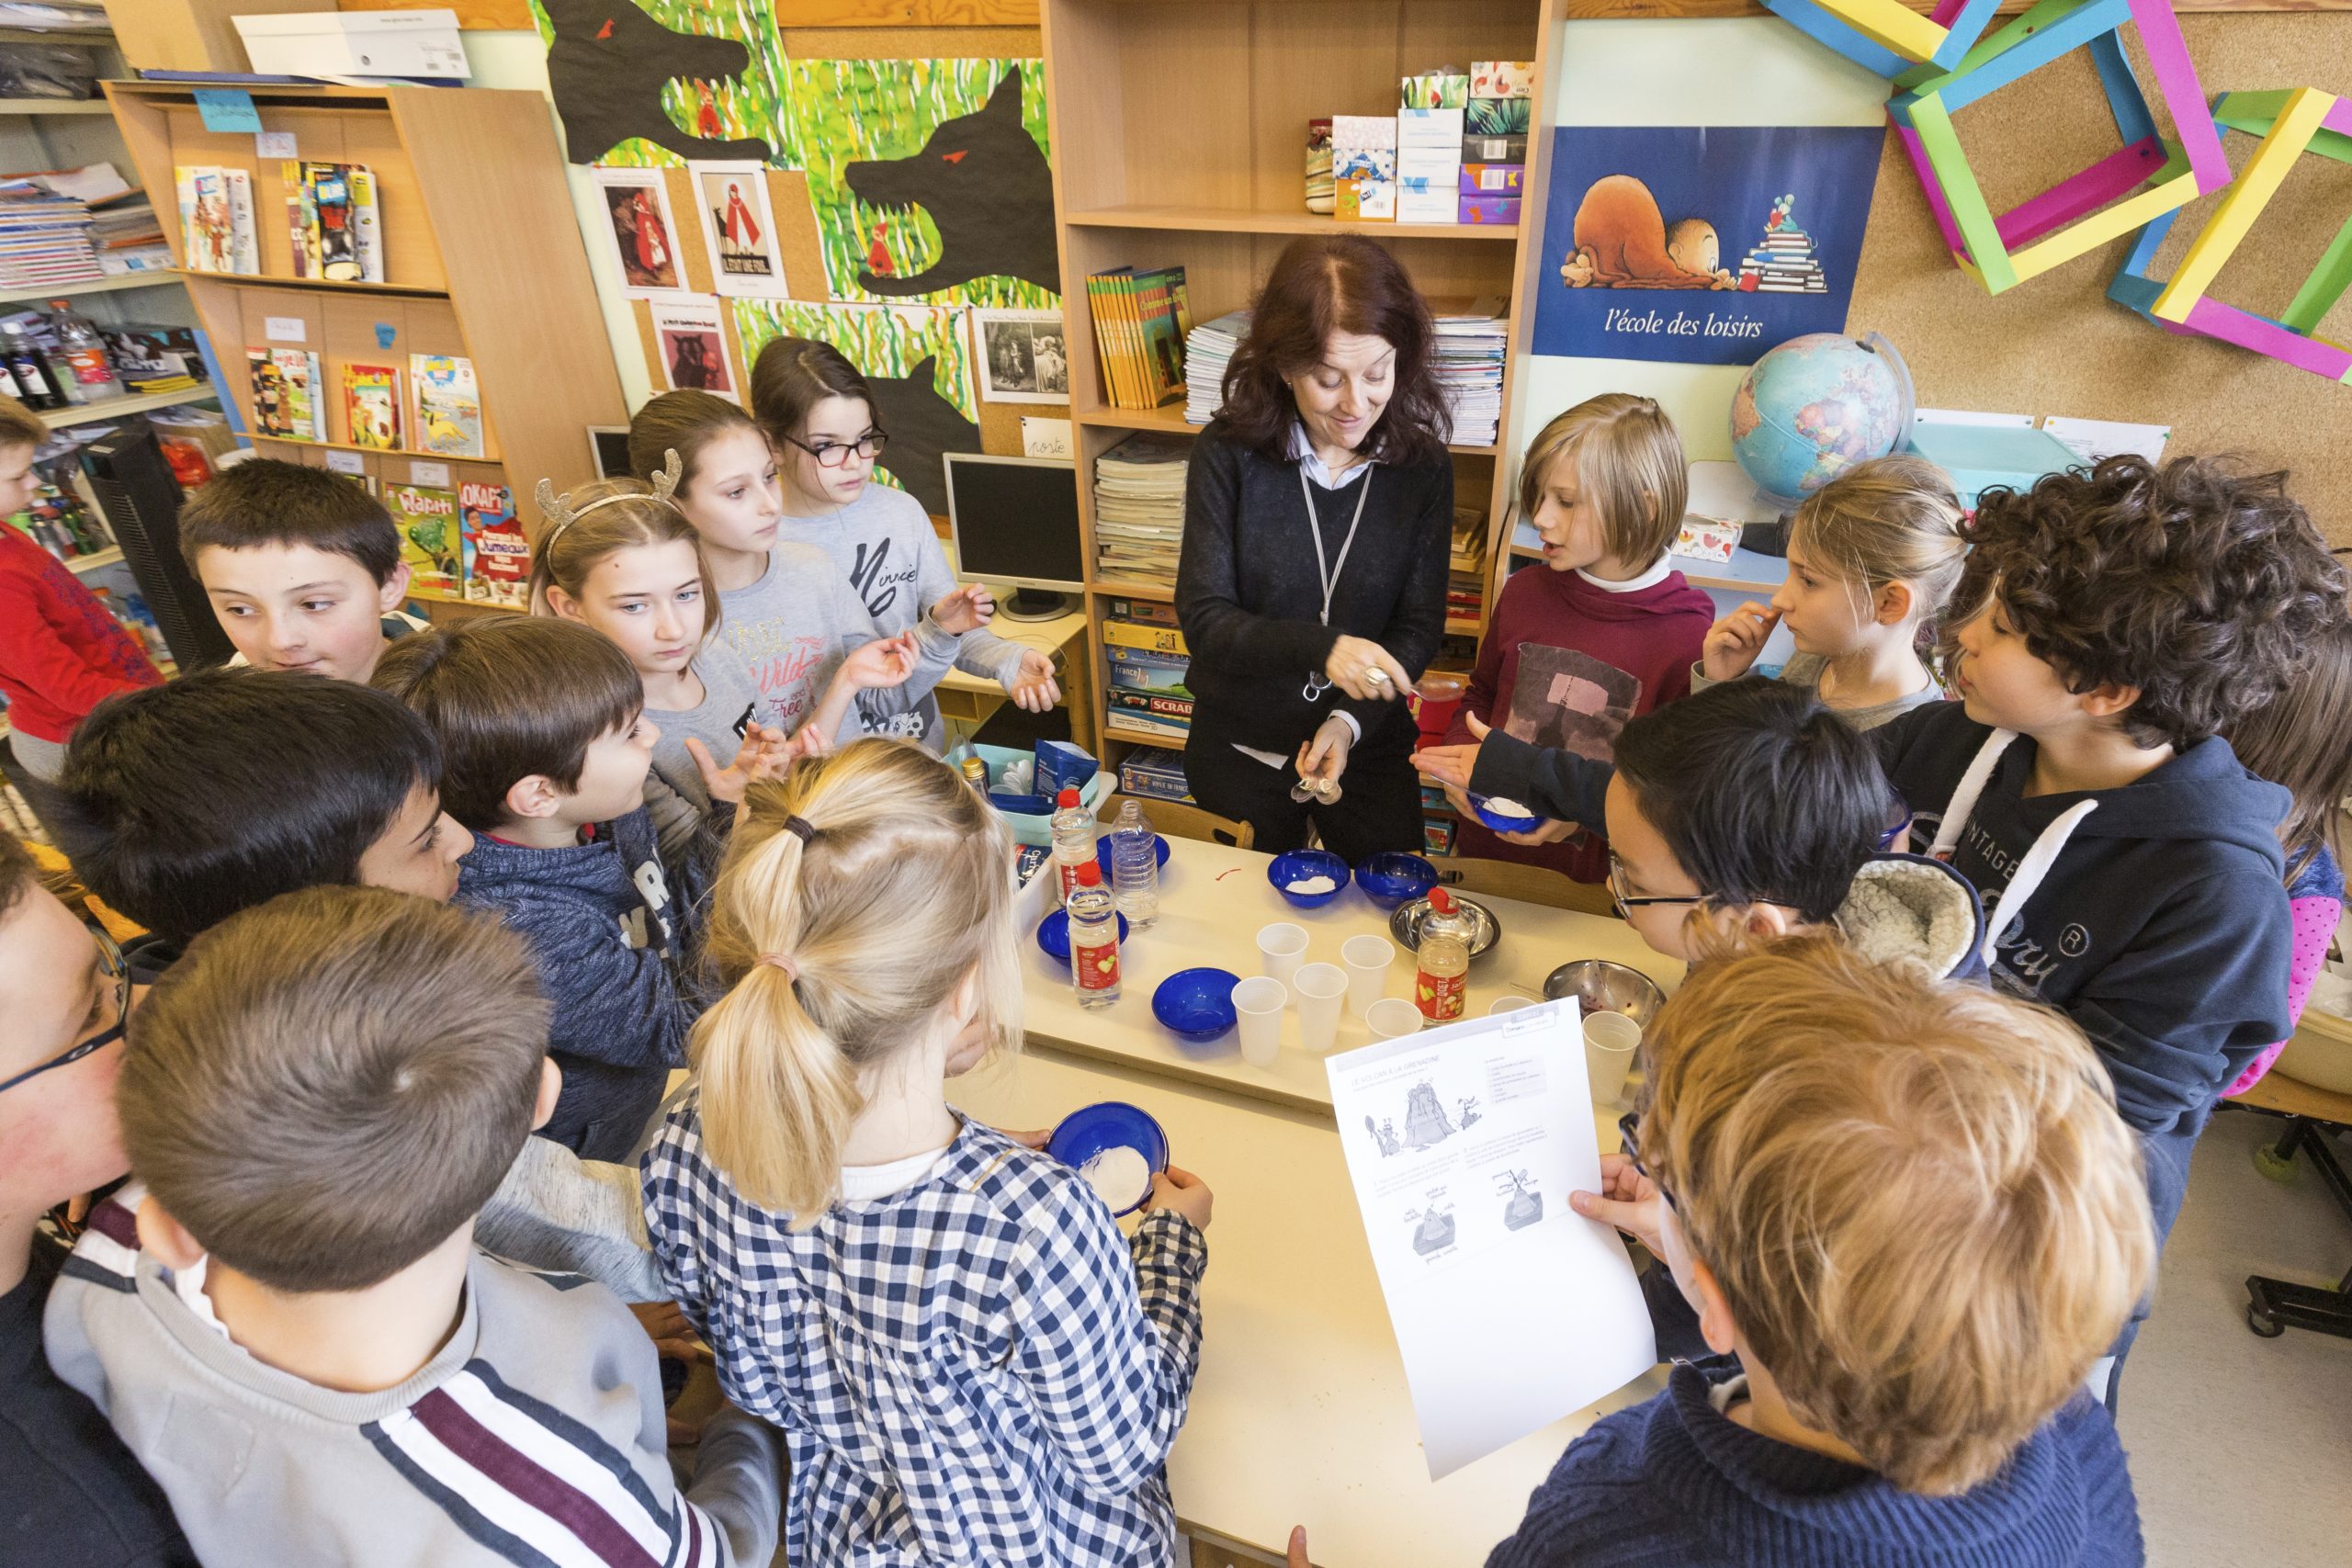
[641, 739, 1215, 1567]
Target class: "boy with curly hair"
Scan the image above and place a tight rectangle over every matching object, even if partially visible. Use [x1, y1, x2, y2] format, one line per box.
[1871, 456, 2345, 1266]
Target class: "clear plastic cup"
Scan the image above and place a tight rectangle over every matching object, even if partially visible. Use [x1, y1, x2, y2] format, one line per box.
[1257, 922, 1307, 990]
[1584, 1010, 1642, 1108]
[1232, 976, 1287, 1067]
[1366, 998, 1423, 1040]
[1487, 995, 1537, 1016]
[1340, 934, 1396, 1018]
[1294, 962, 1348, 1053]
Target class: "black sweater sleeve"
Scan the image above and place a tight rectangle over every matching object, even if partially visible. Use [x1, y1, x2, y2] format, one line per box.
[1469, 729, 1612, 829]
[1337, 461, 1453, 735]
[1176, 433, 1342, 679]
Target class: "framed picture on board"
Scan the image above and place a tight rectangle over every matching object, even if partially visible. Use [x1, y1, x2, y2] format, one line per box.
[970, 308, 1069, 404]
[590, 167, 688, 299]
[687, 161, 791, 299]
[650, 296, 739, 401]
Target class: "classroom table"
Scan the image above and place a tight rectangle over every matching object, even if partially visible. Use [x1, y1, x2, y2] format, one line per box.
[993, 836, 1686, 1565]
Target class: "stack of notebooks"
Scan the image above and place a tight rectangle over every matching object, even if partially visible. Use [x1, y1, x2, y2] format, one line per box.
[175, 165, 258, 275]
[283, 161, 383, 284]
[1092, 434, 1189, 587]
[1183, 310, 1248, 425]
[1103, 601, 1192, 743]
[0, 178, 99, 289]
[1085, 265, 1191, 411]
[1431, 300, 1506, 447]
[90, 191, 165, 275]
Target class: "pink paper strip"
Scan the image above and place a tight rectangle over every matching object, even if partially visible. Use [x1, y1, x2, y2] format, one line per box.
[2323, 96, 2352, 141]
[2129, 0, 2225, 189]
[1999, 136, 2165, 246]
[2181, 296, 2352, 379]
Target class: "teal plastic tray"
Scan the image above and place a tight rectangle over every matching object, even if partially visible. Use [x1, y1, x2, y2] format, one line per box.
[974, 743, 1109, 845]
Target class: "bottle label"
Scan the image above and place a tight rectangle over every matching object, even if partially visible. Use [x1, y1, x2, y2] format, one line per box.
[1058, 857, 1087, 903]
[62, 346, 110, 387]
[1074, 934, 1120, 993]
[1415, 966, 1466, 1021]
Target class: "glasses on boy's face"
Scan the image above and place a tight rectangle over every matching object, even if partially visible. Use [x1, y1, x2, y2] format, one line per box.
[1617, 1111, 1676, 1213]
[781, 432, 888, 468]
[1606, 853, 1709, 914]
[0, 929, 130, 1096]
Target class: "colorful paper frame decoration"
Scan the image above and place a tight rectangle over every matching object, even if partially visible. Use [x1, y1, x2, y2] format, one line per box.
[1886, 0, 2226, 295]
[2109, 88, 2352, 383]
[1762, 0, 2004, 79]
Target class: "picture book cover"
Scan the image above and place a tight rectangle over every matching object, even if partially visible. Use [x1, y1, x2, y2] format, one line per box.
[348, 167, 381, 282]
[412, 354, 484, 457]
[308, 163, 362, 283]
[277, 350, 325, 441]
[385, 483, 459, 597]
[459, 480, 527, 607]
[246, 347, 291, 436]
[176, 165, 255, 275]
[1532, 125, 1882, 367]
[342, 363, 401, 450]
[280, 160, 316, 277]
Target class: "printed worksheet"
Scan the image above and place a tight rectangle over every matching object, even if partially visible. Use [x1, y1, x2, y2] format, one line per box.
[1328, 1000, 1657, 1477]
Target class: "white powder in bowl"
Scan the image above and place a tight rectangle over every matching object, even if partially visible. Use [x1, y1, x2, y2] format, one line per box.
[1482, 796, 1534, 819]
[1285, 874, 1339, 894]
[1080, 1145, 1151, 1210]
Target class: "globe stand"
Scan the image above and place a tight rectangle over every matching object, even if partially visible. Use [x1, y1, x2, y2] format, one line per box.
[1739, 516, 1796, 558]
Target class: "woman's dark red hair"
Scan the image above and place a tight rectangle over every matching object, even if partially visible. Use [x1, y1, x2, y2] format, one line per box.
[1216, 235, 1449, 467]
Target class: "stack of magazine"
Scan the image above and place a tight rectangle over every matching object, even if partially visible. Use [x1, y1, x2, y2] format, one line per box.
[1092, 434, 1190, 586]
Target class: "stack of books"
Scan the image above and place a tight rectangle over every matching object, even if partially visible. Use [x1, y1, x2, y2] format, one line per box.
[1431, 300, 1506, 447]
[1092, 434, 1189, 587]
[1103, 600, 1192, 744]
[1183, 310, 1248, 425]
[1736, 196, 1829, 294]
[1085, 265, 1191, 411]
[0, 179, 99, 289]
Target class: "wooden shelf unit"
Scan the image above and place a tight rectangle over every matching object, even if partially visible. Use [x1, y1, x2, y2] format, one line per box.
[1040, 0, 1553, 773]
[104, 80, 625, 513]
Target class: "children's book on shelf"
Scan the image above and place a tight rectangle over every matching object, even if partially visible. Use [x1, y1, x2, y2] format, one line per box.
[174, 165, 257, 275]
[283, 162, 381, 283]
[385, 482, 459, 597]
[246, 347, 325, 440]
[459, 480, 527, 607]
[341, 363, 401, 450]
[1085, 265, 1191, 412]
[411, 354, 484, 458]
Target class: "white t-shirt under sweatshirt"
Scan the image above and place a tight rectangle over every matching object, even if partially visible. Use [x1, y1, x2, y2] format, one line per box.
[775, 481, 1029, 752]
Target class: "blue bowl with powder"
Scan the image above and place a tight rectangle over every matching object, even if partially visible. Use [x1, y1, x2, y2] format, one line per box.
[1268, 849, 1350, 909]
[1468, 793, 1542, 834]
[1048, 1101, 1170, 1217]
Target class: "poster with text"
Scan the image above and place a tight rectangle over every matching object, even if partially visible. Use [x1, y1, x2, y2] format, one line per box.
[1530, 125, 1882, 367]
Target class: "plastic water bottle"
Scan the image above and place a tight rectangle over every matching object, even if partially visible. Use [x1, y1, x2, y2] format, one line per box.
[45, 300, 121, 404]
[1049, 786, 1095, 906]
[1108, 797, 1159, 930]
[1067, 861, 1122, 1008]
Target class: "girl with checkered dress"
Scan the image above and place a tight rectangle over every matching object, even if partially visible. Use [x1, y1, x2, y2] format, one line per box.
[642, 739, 1213, 1566]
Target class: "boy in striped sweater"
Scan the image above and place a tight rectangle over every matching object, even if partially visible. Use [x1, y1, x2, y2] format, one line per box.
[43, 886, 783, 1568]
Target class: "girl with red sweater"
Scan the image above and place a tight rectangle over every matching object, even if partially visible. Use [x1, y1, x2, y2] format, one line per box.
[1441, 394, 1711, 881]
[0, 399, 160, 782]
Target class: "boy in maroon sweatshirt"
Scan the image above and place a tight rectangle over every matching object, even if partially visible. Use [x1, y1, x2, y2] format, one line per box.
[1443, 394, 1711, 881]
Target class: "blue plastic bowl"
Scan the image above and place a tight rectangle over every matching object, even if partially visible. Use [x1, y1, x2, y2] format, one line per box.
[1035, 908, 1132, 965]
[1879, 796, 1914, 852]
[1267, 849, 1351, 909]
[1355, 851, 1439, 908]
[1093, 832, 1171, 879]
[1151, 966, 1239, 1041]
[1469, 793, 1542, 834]
[1047, 1101, 1170, 1217]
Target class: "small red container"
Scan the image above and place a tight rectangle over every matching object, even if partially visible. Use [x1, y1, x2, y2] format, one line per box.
[1409, 672, 1469, 736]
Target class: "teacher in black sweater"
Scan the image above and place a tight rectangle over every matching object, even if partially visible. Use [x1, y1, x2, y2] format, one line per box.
[1176, 235, 1455, 860]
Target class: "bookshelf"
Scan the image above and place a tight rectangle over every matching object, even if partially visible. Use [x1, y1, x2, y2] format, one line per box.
[1039, 0, 1554, 775]
[103, 80, 626, 551]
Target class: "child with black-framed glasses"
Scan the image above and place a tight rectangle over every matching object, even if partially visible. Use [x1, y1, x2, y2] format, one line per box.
[0, 833, 193, 1567]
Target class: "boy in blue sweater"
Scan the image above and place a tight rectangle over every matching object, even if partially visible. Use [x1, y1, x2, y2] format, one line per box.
[1488, 936, 2153, 1568]
[374, 615, 718, 1164]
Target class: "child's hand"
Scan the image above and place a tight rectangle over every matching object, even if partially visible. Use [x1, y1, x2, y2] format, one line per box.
[628, 1299, 714, 1366]
[1498, 818, 1579, 846]
[1287, 1527, 1312, 1567]
[685, 722, 797, 806]
[786, 721, 832, 762]
[931, 583, 995, 635]
[1569, 1152, 1666, 1258]
[1007, 649, 1060, 712]
[1702, 600, 1781, 682]
[1146, 1163, 1214, 1229]
[839, 631, 919, 691]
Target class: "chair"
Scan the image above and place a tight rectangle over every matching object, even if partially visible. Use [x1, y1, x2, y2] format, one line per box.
[1438, 856, 1618, 918]
[2225, 1069, 2352, 1341]
[1103, 793, 1252, 850]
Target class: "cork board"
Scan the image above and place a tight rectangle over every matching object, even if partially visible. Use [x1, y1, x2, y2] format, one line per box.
[1848, 14, 2352, 545]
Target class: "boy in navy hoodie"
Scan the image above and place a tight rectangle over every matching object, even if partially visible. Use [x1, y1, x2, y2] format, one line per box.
[1487, 936, 2153, 1568]
[374, 615, 718, 1164]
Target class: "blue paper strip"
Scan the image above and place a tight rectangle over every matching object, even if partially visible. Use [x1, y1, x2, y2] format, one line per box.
[193, 88, 262, 133]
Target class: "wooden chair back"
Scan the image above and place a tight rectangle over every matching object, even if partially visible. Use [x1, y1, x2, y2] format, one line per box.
[1438, 855, 1618, 918]
[1104, 793, 1253, 850]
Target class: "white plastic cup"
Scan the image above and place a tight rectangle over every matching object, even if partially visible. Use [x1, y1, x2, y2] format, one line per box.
[1294, 962, 1348, 1053]
[1584, 1011, 1643, 1108]
[1232, 976, 1287, 1067]
[1366, 998, 1423, 1040]
[1257, 922, 1308, 990]
[1340, 934, 1396, 1018]
[1487, 994, 1537, 1016]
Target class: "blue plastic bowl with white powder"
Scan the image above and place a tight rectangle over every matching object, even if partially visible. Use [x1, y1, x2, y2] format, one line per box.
[1047, 1102, 1170, 1217]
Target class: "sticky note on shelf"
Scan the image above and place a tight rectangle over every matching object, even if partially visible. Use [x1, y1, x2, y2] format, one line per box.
[194, 88, 262, 133]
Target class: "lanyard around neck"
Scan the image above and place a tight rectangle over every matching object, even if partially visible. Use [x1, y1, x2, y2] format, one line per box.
[1298, 460, 1374, 627]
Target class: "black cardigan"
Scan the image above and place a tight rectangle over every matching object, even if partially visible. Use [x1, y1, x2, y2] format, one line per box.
[1174, 423, 1453, 756]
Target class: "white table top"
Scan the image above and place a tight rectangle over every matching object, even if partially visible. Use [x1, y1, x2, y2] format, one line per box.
[1017, 836, 1683, 1113]
[954, 1043, 1668, 1568]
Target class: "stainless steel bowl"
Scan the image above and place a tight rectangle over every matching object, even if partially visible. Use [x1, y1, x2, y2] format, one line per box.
[1388, 894, 1501, 962]
[1543, 959, 1667, 1027]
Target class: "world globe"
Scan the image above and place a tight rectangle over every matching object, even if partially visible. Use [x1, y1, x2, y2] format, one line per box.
[1730, 332, 1915, 507]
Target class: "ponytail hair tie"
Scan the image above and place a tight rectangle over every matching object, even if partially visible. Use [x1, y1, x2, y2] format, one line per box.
[759, 952, 799, 982]
[785, 814, 820, 843]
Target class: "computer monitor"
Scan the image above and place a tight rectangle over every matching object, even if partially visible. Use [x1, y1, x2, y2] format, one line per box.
[80, 419, 237, 671]
[943, 452, 1083, 620]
